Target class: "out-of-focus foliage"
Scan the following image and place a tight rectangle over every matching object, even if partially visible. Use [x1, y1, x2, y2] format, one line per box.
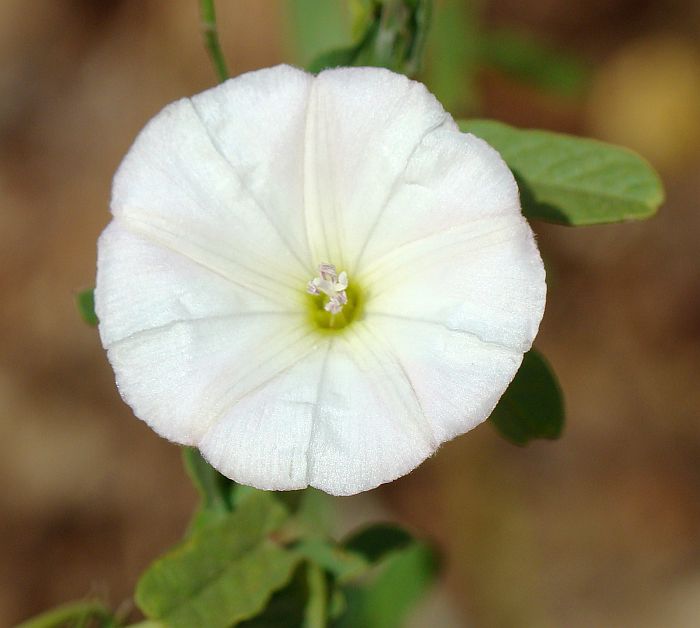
[489, 350, 564, 445]
[477, 28, 590, 96]
[308, 0, 432, 76]
[460, 119, 665, 225]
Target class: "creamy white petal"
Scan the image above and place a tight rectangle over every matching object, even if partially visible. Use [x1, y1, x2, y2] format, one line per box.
[189, 65, 314, 270]
[195, 325, 436, 496]
[357, 130, 521, 267]
[303, 67, 455, 269]
[111, 66, 314, 296]
[305, 326, 437, 495]
[197, 342, 331, 492]
[106, 311, 315, 445]
[360, 130, 546, 353]
[366, 316, 524, 443]
[96, 221, 293, 347]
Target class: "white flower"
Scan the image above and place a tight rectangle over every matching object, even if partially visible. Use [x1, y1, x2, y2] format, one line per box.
[95, 65, 545, 496]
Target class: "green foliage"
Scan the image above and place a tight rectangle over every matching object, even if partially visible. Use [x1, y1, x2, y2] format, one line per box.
[460, 119, 665, 225]
[75, 288, 98, 326]
[477, 28, 590, 96]
[294, 538, 368, 583]
[489, 350, 564, 445]
[424, 0, 480, 113]
[342, 523, 413, 563]
[181, 447, 235, 531]
[135, 492, 299, 628]
[335, 542, 439, 628]
[308, 0, 432, 77]
[15, 600, 115, 628]
[285, 0, 351, 68]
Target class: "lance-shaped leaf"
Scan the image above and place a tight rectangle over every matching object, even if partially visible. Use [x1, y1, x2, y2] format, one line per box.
[136, 492, 299, 628]
[489, 349, 564, 445]
[460, 119, 664, 225]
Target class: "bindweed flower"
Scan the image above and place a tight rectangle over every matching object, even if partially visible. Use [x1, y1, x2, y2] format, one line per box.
[96, 65, 545, 496]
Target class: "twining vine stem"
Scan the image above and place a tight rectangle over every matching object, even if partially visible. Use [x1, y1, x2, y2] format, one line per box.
[199, 0, 229, 82]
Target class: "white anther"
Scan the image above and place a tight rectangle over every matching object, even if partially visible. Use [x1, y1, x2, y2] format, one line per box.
[309, 263, 349, 315]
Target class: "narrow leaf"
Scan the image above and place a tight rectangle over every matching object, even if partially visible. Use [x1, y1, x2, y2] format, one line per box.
[459, 119, 665, 225]
[489, 349, 564, 445]
[136, 492, 298, 628]
[75, 288, 98, 326]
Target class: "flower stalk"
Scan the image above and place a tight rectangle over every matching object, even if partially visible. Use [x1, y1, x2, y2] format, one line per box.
[199, 0, 229, 83]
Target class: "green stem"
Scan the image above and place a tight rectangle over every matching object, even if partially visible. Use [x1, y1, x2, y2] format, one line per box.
[16, 600, 113, 628]
[303, 563, 328, 628]
[199, 0, 229, 82]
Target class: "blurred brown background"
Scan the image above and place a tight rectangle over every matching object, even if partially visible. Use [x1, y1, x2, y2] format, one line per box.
[1, 1, 699, 626]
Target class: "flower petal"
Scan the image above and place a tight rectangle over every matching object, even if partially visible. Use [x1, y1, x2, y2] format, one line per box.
[360, 131, 546, 353]
[302, 67, 455, 269]
[197, 326, 437, 496]
[105, 307, 315, 446]
[96, 222, 291, 347]
[305, 326, 437, 495]
[111, 65, 314, 300]
[365, 316, 524, 444]
[97, 222, 313, 443]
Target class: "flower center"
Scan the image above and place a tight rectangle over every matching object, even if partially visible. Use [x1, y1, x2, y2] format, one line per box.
[306, 263, 360, 330]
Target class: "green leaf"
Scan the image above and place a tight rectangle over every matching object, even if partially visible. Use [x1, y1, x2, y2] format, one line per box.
[237, 564, 309, 628]
[16, 600, 114, 628]
[336, 543, 439, 628]
[478, 28, 590, 96]
[136, 492, 299, 628]
[459, 119, 665, 225]
[489, 349, 564, 445]
[75, 288, 98, 326]
[342, 523, 413, 564]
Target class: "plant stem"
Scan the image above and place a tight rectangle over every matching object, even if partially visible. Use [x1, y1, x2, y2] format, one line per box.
[16, 600, 113, 628]
[199, 0, 229, 83]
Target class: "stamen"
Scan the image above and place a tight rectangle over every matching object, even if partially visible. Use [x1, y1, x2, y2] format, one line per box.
[308, 263, 349, 315]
